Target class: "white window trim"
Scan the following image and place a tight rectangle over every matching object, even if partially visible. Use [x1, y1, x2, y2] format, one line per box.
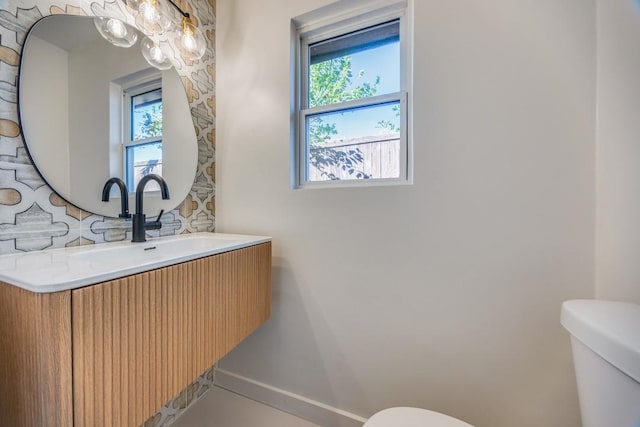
[292, 0, 413, 189]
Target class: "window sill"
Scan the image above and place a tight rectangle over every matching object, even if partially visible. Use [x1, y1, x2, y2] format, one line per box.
[294, 176, 413, 190]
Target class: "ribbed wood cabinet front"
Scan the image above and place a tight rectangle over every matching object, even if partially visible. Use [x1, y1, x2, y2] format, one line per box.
[0, 283, 73, 427]
[71, 242, 271, 427]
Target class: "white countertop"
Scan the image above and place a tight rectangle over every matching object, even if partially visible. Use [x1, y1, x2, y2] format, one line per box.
[0, 233, 271, 293]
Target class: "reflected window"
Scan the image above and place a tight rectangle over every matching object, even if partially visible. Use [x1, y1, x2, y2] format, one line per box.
[124, 82, 163, 191]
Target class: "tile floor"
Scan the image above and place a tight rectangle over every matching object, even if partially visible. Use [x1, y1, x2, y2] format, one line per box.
[172, 386, 321, 427]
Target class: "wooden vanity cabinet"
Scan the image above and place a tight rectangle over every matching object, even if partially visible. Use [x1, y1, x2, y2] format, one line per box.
[0, 242, 271, 427]
[0, 286, 73, 426]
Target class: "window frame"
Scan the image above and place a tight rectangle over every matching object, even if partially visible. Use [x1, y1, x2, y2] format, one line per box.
[293, 1, 412, 189]
[122, 78, 163, 191]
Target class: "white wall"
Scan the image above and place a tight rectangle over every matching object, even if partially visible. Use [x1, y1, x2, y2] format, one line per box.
[216, 1, 596, 426]
[68, 37, 148, 216]
[595, 0, 640, 304]
[20, 36, 70, 193]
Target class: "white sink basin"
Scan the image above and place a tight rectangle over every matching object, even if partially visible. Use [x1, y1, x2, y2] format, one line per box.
[0, 233, 271, 293]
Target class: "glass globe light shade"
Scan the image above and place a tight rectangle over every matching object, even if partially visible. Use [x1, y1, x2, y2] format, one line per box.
[140, 37, 172, 70]
[174, 17, 206, 61]
[94, 17, 138, 48]
[125, 0, 171, 35]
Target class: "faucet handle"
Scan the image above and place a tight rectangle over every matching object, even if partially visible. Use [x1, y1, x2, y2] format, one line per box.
[144, 209, 164, 231]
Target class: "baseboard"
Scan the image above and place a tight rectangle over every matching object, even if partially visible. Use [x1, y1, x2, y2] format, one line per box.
[214, 368, 368, 427]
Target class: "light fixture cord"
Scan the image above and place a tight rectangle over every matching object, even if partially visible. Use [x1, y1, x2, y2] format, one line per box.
[166, 0, 190, 18]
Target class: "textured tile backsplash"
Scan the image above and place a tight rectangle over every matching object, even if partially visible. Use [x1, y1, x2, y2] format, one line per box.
[0, 0, 216, 255]
[0, 0, 217, 424]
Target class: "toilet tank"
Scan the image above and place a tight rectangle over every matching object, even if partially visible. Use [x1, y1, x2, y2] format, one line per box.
[561, 300, 640, 427]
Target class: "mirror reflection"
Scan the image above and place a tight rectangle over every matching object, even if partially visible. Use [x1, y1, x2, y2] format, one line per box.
[19, 14, 198, 218]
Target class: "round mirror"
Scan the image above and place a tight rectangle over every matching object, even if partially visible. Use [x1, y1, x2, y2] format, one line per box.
[19, 14, 198, 218]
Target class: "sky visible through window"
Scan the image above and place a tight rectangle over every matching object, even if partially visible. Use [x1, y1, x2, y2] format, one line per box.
[314, 41, 400, 141]
[131, 94, 162, 164]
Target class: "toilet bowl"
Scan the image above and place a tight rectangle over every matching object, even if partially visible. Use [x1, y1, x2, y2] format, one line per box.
[364, 407, 473, 427]
[561, 299, 640, 427]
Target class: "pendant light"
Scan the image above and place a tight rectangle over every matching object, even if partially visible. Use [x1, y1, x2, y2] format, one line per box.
[95, 0, 207, 68]
[94, 17, 138, 48]
[124, 0, 172, 35]
[174, 16, 206, 61]
[140, 37, 172, 70]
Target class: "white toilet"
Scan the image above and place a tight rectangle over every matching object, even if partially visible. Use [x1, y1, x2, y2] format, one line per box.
[561, 299, 640, 427]
[364, 407, 473, 427]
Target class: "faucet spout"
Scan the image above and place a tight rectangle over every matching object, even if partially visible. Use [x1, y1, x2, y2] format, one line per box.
[135, 174, 170, 216]
[132, 174, 170, 243]
[101, 177, 131, 218]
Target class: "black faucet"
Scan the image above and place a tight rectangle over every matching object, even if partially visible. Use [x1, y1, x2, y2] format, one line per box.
[101, 177, 131, 219]
[132, 174, 170, 243]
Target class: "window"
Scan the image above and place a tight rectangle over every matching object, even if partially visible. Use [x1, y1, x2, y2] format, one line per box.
[294, 2, 411, 187]
[123, 80, 163, 192]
